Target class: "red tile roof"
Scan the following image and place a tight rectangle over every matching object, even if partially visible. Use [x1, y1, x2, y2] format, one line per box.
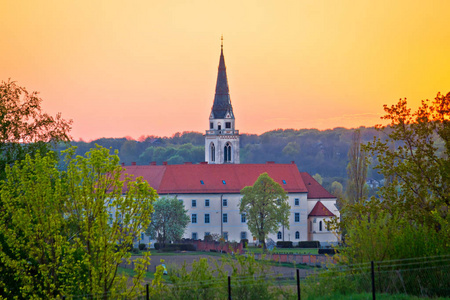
[123, 163, 308, 194]
[300, 172, 336, 199]
[122, 165, 166, 190]
[309, 201, 335, 217]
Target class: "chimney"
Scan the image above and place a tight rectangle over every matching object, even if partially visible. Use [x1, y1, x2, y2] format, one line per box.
[291, 161, 295, 164]
[150, 161, 156, 165]
[131, 162, 136, 166]
[163, 161, 168, 165]
[266, 161, 275, 164]
[200, 162, 208, 165]
[121, 162, 125, 166]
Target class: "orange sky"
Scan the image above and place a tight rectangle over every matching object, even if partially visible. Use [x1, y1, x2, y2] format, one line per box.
[1, 0, 449, 141]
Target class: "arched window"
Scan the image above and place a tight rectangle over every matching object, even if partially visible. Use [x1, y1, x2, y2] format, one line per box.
[224, 142, 232, 162]
[277, 231, 282, 240]
[295, 231, 300, 239]
[210, 142, 215, 162]
[319, 221, 323, 231]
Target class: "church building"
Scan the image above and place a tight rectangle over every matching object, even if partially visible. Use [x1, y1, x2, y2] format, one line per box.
[124, 40, 339, 245]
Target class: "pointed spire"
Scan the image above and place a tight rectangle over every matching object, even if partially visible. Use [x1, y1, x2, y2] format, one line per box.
[211, 36, 234, 119]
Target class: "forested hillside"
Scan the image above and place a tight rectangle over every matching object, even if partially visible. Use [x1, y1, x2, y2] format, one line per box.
[58, 127, 384, 191]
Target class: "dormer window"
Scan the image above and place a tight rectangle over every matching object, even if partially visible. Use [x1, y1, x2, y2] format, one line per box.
[282, 180, 286, 184]
[210, 122, 213, 129]
[225, 122, 231, 129]
[218, 125, 221, 130]
[200, 180, 204, 185]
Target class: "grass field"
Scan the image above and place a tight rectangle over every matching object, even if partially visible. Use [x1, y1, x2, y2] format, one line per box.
[244, 247, 319, 255]
[134, 247, 319, 255]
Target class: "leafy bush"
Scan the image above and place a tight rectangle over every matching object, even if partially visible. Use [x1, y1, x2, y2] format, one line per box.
[138, 243, 147, 251]
[298, 241, 320, 248]
[240, 239, 249, 248]
[276, 241, 293, 248]
[318, 248, 338, 255]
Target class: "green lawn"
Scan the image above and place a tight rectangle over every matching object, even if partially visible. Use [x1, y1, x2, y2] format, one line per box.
[133, 247, 319, 256]
[132, 250, 225, 257]
[244, 247, 319, 255]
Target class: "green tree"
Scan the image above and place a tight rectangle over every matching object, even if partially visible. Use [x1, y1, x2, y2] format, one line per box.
[239, 173, 290, 250]
[312, 173, 323, 184]
[346, 129, 368, 204]
[0, 146, 158, 299]
[282, 141, 300, 156]
[333, 92, 450, 267]
[0, 79, 72, 180]
[0, 152, 80, 298]
[0, 79, 72, 298]
[330, 181, 346, 209]
[365, 92, 450, 228]
[145, 197, 190, 249]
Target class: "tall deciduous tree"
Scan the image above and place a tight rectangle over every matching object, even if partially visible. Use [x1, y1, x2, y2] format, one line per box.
[346, 129, 368, 204]
[0, 79, 72, 298]
[145, 196, 190, 249]
[239, 173, 290, 250]
[365, 92, 450, 227]
[0, 79, 72, 179]
[0, 146, 158, 299]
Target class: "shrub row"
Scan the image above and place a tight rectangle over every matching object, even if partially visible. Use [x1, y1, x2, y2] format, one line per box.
[276, 241, 293, 248]
[154, 243, 196, 251]
[318, 248, 339, 255]
[297, 241, 320, 248]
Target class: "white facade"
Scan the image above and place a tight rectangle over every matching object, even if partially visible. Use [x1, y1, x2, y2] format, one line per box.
[172, 192, 322, 243]
[307, 199, 340, 243]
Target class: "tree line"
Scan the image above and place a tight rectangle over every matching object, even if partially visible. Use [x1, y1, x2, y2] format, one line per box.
[57, 126, 387, 193]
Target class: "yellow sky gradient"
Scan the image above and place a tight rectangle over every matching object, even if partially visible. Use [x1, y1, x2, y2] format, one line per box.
[1, 0, 449, 141]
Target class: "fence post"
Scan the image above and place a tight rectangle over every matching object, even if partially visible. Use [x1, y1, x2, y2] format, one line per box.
[146, 283, 149, 300]
[297, 268, 301, 300]
[371, 261, 376, 300]
[228, 275, 231, 300]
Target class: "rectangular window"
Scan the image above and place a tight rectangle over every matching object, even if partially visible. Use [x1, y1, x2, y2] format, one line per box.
[141, 233, 145, 240]
[294, 198, 299, 206]
[223, 232, 228, 241]
[204, 213, 210, 224]
[192, 232, 198, 240]
[225, 122, 231, 128]
[222, 198, 228, 207]
[240, 231, 247, 240]
[222, 213, 228, 223]
[205, 199, 210, 207]
[204, 232, 210, 238]
[241, 213, 246, 223]
[295, 213, 300, 223]
[210, 122, 213, 129]
[192, 214, 197, 224]
[192, 199, 197, 207]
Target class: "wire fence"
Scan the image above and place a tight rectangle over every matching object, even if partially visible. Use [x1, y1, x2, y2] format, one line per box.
[63, 255, 450, 299]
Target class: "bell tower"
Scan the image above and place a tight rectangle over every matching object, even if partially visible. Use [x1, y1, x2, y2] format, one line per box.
[205, 37, 240, 164]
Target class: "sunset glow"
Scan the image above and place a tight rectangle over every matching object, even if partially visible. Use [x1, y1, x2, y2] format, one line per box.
[1, 0, 450, 141]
